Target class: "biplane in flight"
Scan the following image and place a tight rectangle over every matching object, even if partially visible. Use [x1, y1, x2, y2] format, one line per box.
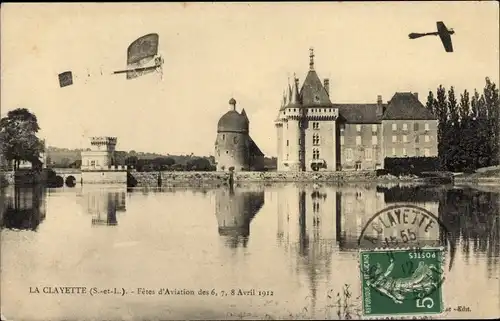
[58, 33, 164, 87]
[408, 21, 455, 53]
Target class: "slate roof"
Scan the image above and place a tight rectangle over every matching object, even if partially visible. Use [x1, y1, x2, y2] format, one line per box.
[335, 103, 385, 124]
[382, 92, 437, 120]
[299, 70, 332, 107]
[249, 136, 264, 157]
[217, 110, 249, 133]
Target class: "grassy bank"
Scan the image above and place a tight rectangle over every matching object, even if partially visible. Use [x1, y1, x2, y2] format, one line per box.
[454, 165, 500, 185]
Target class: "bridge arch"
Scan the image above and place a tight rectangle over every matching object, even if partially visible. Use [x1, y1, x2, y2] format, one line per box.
[65, 175, 76, 187]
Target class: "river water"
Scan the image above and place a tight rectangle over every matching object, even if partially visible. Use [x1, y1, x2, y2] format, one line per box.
[1, 183, 499, 320]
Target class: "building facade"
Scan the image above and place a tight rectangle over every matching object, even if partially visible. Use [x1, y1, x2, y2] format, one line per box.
[81, 137, 120, 170]
[215, 98, 265, 172]
[275, 49, 439, 172]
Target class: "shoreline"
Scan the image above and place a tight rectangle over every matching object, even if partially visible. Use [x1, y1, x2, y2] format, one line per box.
[3, 169, 499, 189]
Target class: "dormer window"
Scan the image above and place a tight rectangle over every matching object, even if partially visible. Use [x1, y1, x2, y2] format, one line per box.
[314, 95, 320, 103]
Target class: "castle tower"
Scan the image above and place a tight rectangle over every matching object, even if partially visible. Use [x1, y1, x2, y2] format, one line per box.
[81, 136, 118, 169]
[215, 98, 251, 171]
[275, 48, 339, 172]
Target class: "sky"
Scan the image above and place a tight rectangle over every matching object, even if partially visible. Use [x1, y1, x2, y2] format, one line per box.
[1, 2, 499, 157]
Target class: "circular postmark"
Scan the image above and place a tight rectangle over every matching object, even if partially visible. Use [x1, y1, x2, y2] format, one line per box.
[357, 205, 456, 317]
[357, 205, 456, 267]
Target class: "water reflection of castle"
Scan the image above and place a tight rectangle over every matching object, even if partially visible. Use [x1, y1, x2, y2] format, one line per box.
[0, 186, 46, 231]
[276, 185, 442, 251]
[272, 184, 499, 314]
[82, 189, 127, 226]
[214, 186, 265, 248]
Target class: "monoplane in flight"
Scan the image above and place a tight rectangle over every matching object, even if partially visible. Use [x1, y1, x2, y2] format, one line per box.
[58, 33, 164, 88]
[408, 21, 455, 53]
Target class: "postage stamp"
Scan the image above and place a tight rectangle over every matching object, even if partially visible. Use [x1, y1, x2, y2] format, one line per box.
[359, 247, 445, 317]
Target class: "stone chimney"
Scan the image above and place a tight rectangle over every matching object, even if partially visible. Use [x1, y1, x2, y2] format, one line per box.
[413, 92, 419, 101]
[376, 95, 383, 117]
[324, 78, 330, 96]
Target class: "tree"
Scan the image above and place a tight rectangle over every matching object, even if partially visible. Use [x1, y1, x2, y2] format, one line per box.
[445, 87, 461, 171]
[186, 157, 213, 171]
[425, 91, 436, 116]
[125, 156, 139, 168]
[483, 77, 500, 165]
[434, 85, 448, 169]
[458, 90, 474, 171]
[0, 108, 44, 170]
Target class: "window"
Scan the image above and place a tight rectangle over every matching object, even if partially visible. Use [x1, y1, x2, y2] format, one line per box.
[392, 135, 397, 143]
[415, 135, 420, 143]
[425, 135, 430, 143]
[372, 124, 377, 132]
[402, 148, 407, 156]
[425, 123, 429, 131]
[415, 148, 420, 156]
[424, 148, 430, 157]
[340, 136, 345, 145]
[346, 148, 353, 161]
[414, 123, 419, 131]
[356, 136, 362, 146]
[365, 148, 372, 160]
[313, 134, 320, 146]
[392, 148, 396, 156]
[286, 140, 289, 146]
[91, 160, 96, 166]
[222, 134, 225, 140]
[403, 123, 408, 131]
[372, 136, 378, 145]
[356, 124, 362, 132]
[403, 135, 408, 143]
[392, 123, 397, 131]
[313, 122, 320, 130]
[298, 138, 301, 145]
[313, 149, 320, 160]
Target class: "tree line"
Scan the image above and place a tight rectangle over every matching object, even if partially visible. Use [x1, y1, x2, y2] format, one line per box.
[425, 77, 499, 172]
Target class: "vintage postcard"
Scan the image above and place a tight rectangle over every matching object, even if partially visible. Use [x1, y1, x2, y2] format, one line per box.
[1, 2, 499, 320]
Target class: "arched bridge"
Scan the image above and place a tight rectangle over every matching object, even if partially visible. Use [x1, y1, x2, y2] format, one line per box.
[49, 168, 82, 187]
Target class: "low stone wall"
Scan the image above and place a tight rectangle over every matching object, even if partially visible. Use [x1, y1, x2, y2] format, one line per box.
[129, 170, 380, 187]
[129, 171, 231, 188]
[14, 170, 46, 186]
[82, 171, 127, 184]
[0, 171, 14, 188]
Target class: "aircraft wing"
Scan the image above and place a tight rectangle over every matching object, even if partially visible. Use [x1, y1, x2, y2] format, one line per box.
[436, 21, 453, 52]
[126, 33, 160, 79]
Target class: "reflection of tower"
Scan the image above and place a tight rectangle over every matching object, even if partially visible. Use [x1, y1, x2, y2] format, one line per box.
[84, 188, 126, 226]
[338, 186, 385, 249]
[214, 186, 265, 248]
[1, 186, 46, 231]
[276, 185, 337, 317]
[338, 185, 442, 250]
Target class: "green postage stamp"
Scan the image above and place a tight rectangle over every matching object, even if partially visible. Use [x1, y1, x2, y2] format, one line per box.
[359, 247, 445, 317]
